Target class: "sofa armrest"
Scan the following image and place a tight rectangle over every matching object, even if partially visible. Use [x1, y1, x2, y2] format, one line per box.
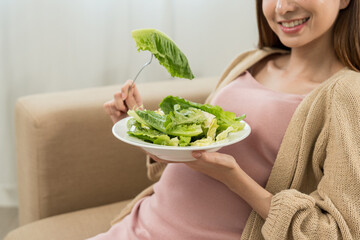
[15, 77, 218, 226]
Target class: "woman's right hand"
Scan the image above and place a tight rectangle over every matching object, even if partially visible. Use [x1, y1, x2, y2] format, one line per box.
[103, 79, 143, 124]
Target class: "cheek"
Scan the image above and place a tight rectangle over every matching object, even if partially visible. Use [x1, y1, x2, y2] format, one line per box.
[311, 4, 340, 33]
[262, 0, 276, 26]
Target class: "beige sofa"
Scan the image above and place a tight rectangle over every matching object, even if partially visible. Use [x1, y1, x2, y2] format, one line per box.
[5, 77, 218, 240]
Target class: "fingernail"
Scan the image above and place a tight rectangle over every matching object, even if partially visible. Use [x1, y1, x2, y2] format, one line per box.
[193, 152, 202, 158]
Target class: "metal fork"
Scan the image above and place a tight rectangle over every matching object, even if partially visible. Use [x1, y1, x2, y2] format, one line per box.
[129, 53, 154, 89]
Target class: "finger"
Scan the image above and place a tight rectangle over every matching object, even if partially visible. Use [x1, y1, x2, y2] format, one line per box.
[113, 92, 127, 112]
[104, 101, 118, 116]
[192, 151, 220, 164]
[120, 79, 133, 100]
[104, 101, 121, 123]
[108, 102, 122, 123]
[103, 101, 112, 115]
[193, 151, 236, 169]
[125, 86, 138, 110]
[132, 83, 143, 107]
[192, 150, 206, 160]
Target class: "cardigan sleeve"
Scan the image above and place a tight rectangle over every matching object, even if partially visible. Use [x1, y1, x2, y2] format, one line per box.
[261, 77, 360, 239]
[146, 155, 167, 181]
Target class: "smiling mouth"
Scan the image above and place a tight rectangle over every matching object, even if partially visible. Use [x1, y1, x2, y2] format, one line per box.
[279, 17, 310, 28]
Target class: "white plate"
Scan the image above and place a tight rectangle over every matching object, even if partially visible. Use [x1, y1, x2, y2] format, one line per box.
[112, 117, 251, 162]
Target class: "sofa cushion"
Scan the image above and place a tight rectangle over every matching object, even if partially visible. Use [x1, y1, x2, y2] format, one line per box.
[4, 200, 131, 240]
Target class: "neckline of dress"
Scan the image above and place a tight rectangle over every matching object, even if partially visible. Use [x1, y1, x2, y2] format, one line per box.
[242, 71, 306, 98]
[241, 67, 349, 98]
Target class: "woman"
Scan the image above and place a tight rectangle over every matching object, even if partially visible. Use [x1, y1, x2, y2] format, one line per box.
[94, 0, 360, 239]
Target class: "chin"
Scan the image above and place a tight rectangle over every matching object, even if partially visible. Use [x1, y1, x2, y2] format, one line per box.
[278, 38, 309, 49]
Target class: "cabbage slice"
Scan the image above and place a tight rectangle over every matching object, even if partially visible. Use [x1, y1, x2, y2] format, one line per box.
[131, 28, 195, 79]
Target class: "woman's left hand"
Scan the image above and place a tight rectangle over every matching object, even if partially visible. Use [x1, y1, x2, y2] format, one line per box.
[187, 151, 242, 186]
[148, 150, 242, 187]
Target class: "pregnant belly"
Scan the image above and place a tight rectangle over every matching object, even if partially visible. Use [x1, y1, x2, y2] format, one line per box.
[140, 163, 252, 238]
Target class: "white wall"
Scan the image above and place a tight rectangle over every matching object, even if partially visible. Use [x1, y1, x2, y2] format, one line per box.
[0, 0, 258, 207]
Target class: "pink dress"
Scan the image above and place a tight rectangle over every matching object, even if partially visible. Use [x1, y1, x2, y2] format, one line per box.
[87, 71, 305, 240]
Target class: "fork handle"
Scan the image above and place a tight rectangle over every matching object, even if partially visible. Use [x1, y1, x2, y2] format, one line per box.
[130, 53, 154, 89]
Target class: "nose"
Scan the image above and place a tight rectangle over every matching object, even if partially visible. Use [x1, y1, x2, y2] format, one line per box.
[275, 0, 297, 15]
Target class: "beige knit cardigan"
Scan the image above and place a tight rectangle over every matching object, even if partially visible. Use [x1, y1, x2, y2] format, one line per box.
[112, 48, 360, 239]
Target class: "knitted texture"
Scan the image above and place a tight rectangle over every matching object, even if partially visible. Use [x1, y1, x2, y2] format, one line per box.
[145, 155, 166, 182]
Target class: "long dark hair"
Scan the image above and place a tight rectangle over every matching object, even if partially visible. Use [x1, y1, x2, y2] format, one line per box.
[256, 0, 360, 72]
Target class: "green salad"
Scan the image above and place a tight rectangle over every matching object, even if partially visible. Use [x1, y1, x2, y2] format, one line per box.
[131, 28, 195, 80]
[127, 96, 246, 147]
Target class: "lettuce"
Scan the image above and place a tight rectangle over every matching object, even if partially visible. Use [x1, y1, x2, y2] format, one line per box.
[128, 108, 203, 137]
[127, 95, 246, 147]
[166, 123, 203, 137]
[179, 136, 191, 147]
[127, 120, 165, 142]
[128, 109, 168, 132]
[216, 126, 235, 141]
[160, 96, 246, 131]
[207, 119, 218, 140]
[131, 28, 195, 80]
[153, 135, 179, 146]
[191, 136, 214, 146]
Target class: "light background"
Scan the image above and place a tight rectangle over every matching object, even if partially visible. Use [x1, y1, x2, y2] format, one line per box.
[0, 0, 258, 206]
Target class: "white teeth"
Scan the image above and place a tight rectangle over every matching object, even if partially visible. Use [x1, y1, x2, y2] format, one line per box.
[281, 18, 308, 28]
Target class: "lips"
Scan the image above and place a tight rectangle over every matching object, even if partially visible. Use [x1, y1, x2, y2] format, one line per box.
[279, 17, 310, 27]
[278, 17, 310, 34]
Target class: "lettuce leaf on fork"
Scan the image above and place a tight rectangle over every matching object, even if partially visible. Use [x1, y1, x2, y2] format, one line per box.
[131, 28, 195, 80]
